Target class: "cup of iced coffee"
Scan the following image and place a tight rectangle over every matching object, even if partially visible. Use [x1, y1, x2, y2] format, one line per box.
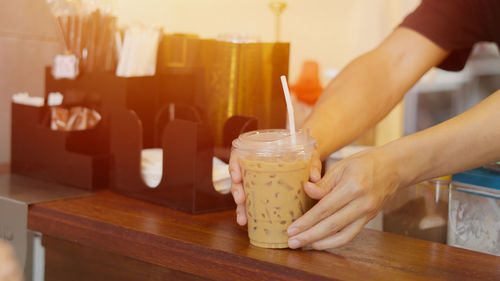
[232, 129, 316, 248]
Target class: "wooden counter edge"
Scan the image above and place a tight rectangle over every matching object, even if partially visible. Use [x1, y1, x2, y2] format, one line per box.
[27, 204, 336, 281]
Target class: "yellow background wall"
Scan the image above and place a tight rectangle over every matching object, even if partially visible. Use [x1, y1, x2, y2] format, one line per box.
[115, 0, 419, 83]
[115, 0, 420, 146]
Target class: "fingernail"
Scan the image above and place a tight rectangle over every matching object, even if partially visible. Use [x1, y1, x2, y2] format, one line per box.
[288, 239, 300, 249]
[287, 227, 299, 236]
[237, 212, 241, 222]
[233, 190, 239, 199]
[311, 169, 320, 181]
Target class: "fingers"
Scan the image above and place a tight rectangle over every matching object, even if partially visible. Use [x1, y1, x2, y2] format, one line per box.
[229, 150, 247, 225]
[303, 182, 328, 200]
[236, 204, 247, 226]
[309, 217, 367, 250]
[230, 150, 245, 204]
[309, 149, 322, 182]
[304, 169, 336, 200]
[228, 149, 241, 184]
[230, 175, 246, 224]
[231, 180, 245, 205]
[305, 164, 342, 199]
[287, 199, 367, 248]
[287, 178, 357, 237]
[231, 182, 247, 225]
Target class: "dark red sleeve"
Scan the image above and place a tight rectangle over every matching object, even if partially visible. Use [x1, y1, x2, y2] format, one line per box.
[400, 0, 492, 71]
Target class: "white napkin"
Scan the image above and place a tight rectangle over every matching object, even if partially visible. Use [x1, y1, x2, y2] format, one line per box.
[141, 148, 231, 194]
[141, 148, 163, 188]
[12, 92, 44, 107]
[212, 157, 231, 194]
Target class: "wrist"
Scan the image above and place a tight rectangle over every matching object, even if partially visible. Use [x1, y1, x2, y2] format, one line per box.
[384, 133, 440, 189]
[376, 139, 422, 189]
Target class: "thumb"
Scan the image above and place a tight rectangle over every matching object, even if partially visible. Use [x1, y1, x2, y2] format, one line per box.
[309, 148, 322, 182]
[304, 179, 331, 200]
[304, 166, 340, 199]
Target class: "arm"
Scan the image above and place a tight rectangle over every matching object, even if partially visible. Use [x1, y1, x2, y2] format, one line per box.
[393, 89, 500, 187]
[303, 27, 449, 159]
[287, 87, 500, 250]
[230, 27, 449, 228]
[284, 27, 463, 249]
[286, 29, 500, 249]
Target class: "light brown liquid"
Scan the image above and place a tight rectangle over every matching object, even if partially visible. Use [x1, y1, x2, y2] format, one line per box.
[240, 157, 312, 248]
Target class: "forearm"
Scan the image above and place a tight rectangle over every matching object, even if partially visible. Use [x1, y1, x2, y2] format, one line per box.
[302, 50, 406, 160]
[386, 89, 500, 187]
[302, 27, 448, 160]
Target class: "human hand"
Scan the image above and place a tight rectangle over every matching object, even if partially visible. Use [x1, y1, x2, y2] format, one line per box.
[286, 148, 402, 250]
[0, 240, 23, 281]
[229, 148, 322, 226]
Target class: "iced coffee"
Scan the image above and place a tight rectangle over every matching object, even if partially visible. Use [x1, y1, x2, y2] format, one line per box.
[232, 129, 316, 248]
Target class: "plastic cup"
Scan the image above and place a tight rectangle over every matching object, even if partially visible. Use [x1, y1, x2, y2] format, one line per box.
[232, 129, 316, 248]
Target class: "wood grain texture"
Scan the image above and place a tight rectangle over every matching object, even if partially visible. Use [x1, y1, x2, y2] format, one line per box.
[28, 190, 500, 281]
[43, 235, 210, 281]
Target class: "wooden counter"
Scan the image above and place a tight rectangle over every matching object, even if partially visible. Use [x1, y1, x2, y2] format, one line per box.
[28, 190, 500, 281]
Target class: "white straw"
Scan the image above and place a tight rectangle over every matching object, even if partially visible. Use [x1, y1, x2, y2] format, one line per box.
[280, 75, 296, 141]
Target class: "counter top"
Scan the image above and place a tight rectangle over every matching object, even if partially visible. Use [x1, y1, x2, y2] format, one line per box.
[28, 190, 500, 281]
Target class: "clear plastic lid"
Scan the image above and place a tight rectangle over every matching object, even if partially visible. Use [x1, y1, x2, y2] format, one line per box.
[232, 129, 316, 156]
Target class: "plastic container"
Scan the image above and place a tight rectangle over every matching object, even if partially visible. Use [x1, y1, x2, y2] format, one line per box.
[448, 168, 500, 256]
[232, 129, 316, 248]
[384, 176, 450, 243]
